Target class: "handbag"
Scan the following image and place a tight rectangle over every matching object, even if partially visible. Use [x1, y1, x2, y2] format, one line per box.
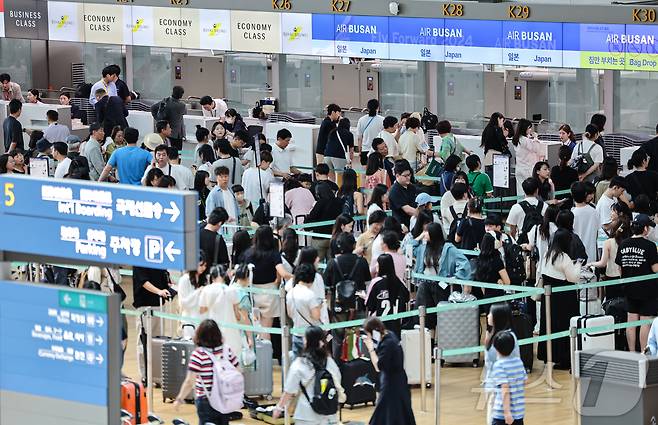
[336, 131, 351, 169]
[425, 158, 443, 177]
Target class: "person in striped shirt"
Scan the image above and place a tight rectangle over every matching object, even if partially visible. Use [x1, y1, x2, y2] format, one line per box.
[490, 331, 527, 425]
[173, 319, 240, 425]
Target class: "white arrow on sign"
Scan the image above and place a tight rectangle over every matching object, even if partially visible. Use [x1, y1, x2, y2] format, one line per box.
[63, 294, 72, 305]
[164, 201, 180, 223]
[96, 353, 104, 365]
[165, 241, 182, 262]
[95, 316, 104, 327]
[95, 335, 104, 346]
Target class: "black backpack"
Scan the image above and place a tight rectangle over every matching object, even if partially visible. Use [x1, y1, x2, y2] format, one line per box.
[341, 194, 355, 217]
[517, 200, 544, 245]
[300, 365, 339, 415]
[332, 258, 359, 313]
[154, 97, 169, 121]
[572, 142, 596, 175]
[503, 240, 527, 285]
[447, 203, 469, 245]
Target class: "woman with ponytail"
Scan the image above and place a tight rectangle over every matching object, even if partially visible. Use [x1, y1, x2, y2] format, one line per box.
[570, 124, 604, 183]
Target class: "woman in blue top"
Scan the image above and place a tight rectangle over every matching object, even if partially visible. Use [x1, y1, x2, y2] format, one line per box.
[484, 303, 520, 425]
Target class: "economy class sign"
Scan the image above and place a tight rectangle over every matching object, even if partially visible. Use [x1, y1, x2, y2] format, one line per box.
[230, 10, 281, 54]
[82, 3, 132, 45]
[388, 17, 445, 62]
[502, 21, 563, 67]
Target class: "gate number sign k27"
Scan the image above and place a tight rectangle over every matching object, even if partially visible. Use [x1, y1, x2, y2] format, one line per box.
[0, 175, 198, 270]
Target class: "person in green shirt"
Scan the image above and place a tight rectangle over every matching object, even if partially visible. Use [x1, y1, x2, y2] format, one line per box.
[466, 154, 494, 198]
[438, 120, 472, 162]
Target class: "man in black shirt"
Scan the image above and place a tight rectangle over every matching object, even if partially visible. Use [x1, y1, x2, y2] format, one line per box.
[3, 99, 23, 152]
[108, 64, 132, 103]
[643, 123, 658, 172]
[372, 137, 395, 184]
[388, 161, 417, 229]
[200, 207, 230, 267]
[316, 103, 341, 164]
[132, 265, 171, 379]
[310, 163, 339, 199]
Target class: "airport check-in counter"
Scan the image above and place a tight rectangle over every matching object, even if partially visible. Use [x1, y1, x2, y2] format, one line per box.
[183, 115, 220, 142]
[265, 122, 319, 170]
[127, 110, 155, 142]
[621, 145, 640, 174]
[17, 103, 73, 146]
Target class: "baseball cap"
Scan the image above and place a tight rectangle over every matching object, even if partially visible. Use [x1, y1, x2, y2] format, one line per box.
[65, 135, 81, 151]
[36, 138, 53, 153]
[415, 192, 439, 205]
[632, 213, 656, 228]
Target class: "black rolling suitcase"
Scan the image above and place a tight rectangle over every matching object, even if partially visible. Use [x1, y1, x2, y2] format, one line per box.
[340, 358, 377, 408]
[510, 310, 534, 373]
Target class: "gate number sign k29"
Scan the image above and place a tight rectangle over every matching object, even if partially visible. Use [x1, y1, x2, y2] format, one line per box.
[0, 175, 198, 270]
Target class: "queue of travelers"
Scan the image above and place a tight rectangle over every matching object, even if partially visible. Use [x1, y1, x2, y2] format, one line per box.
[8, 77, 658, 425]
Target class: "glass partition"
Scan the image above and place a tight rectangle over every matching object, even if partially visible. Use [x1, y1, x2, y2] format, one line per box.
[379, 60, 426, 118]
[0, 38, 32, 90]
[223, 53, 270, 116]
[83, 43, 124, 86]
[437, 63, 485, 130]
[132, 46, 173, 101]
[279, 55, 323, 117]
[613, 70, 658, 134]
[548, 68, 601, 132]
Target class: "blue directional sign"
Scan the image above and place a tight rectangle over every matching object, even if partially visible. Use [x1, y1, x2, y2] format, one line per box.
[388, 17, 445, 62]
[502, 21, 563, 67]
[0, 280, 121, 425]
[0, 174, 198, 270]
[334, 15, 389, 59]
[443, 19, 503, 65]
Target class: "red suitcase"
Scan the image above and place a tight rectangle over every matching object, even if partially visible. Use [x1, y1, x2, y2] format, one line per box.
[121, 379, 149, 424]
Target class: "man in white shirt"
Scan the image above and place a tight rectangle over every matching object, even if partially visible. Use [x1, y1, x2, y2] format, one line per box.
[356, 99, 385, 165]
[88, 66, 118, 106]
[52, 142, 71, 179]
[507, 177, 549, 241]
[205, 166, 239, 220]
[270, 128, 298, 179]
[570, 128, 605, 183]
[43, 110, 70, 143]
[199, 95, 228, 119]
[242, 150, 275, 208]
[596, 176, 626, 244]
[572, 181, 600, 263]
[141, 144, 194, 190]
[399, 116, 434, 170]
[377, 116, 400, 159]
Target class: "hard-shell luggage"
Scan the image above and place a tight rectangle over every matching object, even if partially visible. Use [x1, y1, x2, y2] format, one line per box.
[151, 336, 169, 387]
[161, 339, 195, 402]
[436, 301, 480, 367]
[400, 327, 432, 385]
[121, 379, 149, 425]
[340, 357, 377, 408]
[569, 314, 615, 351]
[602, 297, 628, 351]
[243, 339, 274, 399]
[510, 311, 534, 373]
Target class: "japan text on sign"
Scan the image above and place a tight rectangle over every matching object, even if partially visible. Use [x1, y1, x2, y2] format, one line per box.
[0, 280, 121, 425]
[0, 174, 197, 270]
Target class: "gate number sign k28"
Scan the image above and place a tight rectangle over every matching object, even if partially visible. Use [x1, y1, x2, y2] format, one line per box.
[0, 175, 198, 270]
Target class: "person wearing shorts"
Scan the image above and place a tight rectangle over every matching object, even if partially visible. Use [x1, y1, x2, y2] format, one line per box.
[616, 214, 658, 351]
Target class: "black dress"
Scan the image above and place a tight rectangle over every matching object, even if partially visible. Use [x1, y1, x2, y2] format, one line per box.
[537, 274, 579, 367]
[369, 332, 416, 425]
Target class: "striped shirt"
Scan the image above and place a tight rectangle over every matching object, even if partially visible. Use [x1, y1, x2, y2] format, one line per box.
[188, 346, 239, 398]
[491, 356, 527, 420]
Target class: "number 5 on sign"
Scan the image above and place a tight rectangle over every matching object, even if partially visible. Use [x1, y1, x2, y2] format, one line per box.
[4, 183, 14, 207]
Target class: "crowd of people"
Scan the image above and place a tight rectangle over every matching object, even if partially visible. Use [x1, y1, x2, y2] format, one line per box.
[8, 74, 658, 425]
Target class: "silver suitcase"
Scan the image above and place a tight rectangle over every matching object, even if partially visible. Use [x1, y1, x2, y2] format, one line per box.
[243, 339, 274, 399]
[436, 301, 480, 367]
[161, 339, 195, 402]
[152, 336, 169, 387]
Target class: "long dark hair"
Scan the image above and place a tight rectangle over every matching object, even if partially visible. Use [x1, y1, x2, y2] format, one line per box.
[480, 112, 504, 148]
[475, 233, 503, 283]
[411, 210, 433, 238]
[298, 246, 318, 266]
[512, 119, 533, 147]
[194, 170, 210, 194]
[198, 144, 215, 164]
[599, 157, 618, 181]
[382, 216, 403, 241]
[628, 147, 648, 170]
[611, 203, 632, 245]
[539, 204, 559, 241]
[281, 228, 299, 264]
[377, 254, 403, 304]
[365, 152, 381, 176]
[338, 168, 358, 197]
[331, 214, 354, 239]
[547, 228, 572, 264]
[231, 230, 252, 265]
[424, 222, 445, 270]
[302, 326, 328, 369]
[189, 250, 208, 289]
[368, 184, 388, 209]
[485, 303, 513, 350]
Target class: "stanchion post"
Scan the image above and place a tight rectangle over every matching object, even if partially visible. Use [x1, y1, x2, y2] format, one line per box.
[146, 307, 155, 410]
[419, 306, 427, 412]
[279, 285, 291, 425]
[569, 325, 577, 398]
[434, 347, 442, 425]
[544, 284, 555, 390]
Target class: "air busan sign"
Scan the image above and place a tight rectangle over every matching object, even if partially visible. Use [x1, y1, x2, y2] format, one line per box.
[0, 175, 198, 270]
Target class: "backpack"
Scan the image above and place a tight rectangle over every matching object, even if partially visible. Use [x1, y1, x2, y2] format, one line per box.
[300, 363, 339, 415]
[420, 107, 438, 133]
[516, 200, 544, 245]
[154, 97, 170, 121]
[341, 194, 355, 217]
[202, 348, 244, 414]
[503, 240, 527, 285]
[572, 142, 596, 175]
[447, 203, 469, 245]
[332, 258, 360, 313]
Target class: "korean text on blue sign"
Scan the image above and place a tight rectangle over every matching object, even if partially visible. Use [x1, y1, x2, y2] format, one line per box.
[334, 15, 389, 59]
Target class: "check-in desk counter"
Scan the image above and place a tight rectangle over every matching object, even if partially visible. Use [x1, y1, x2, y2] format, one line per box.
[265, 122, 319, 170]
[127, 110, 155, 141]
[18, 104, 72, 146]
[621, 145, 640, 174]
[183, 115, 220, 142]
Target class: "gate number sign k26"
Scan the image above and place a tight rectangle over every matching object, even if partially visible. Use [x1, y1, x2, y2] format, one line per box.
[0, 175, 198, 270]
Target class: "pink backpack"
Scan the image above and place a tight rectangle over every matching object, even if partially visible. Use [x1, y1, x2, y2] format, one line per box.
[202, 347, 244, 414]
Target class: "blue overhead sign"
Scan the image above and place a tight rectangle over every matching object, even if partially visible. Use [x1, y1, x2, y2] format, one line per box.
[334, 15, 389, 59]
[0, 280, 121, 425]
[502, 21, 563, 67]
[388, 17, 445, 61]
[0, 175, 198, 270]
[443, 19, 503, 65]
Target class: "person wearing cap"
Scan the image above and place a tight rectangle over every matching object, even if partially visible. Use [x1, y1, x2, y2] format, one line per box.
[199, 95, 228, 119]
[52, 141, 71, 179]
[43, 110, 70, 143]
[99, 127, 151, 186]
[142, 133, 162, 153]
[35, 138, 56, 177]
[616, 213, 658, 351]
[409, 192, 440, 231]
[82, 124, 106, 181]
